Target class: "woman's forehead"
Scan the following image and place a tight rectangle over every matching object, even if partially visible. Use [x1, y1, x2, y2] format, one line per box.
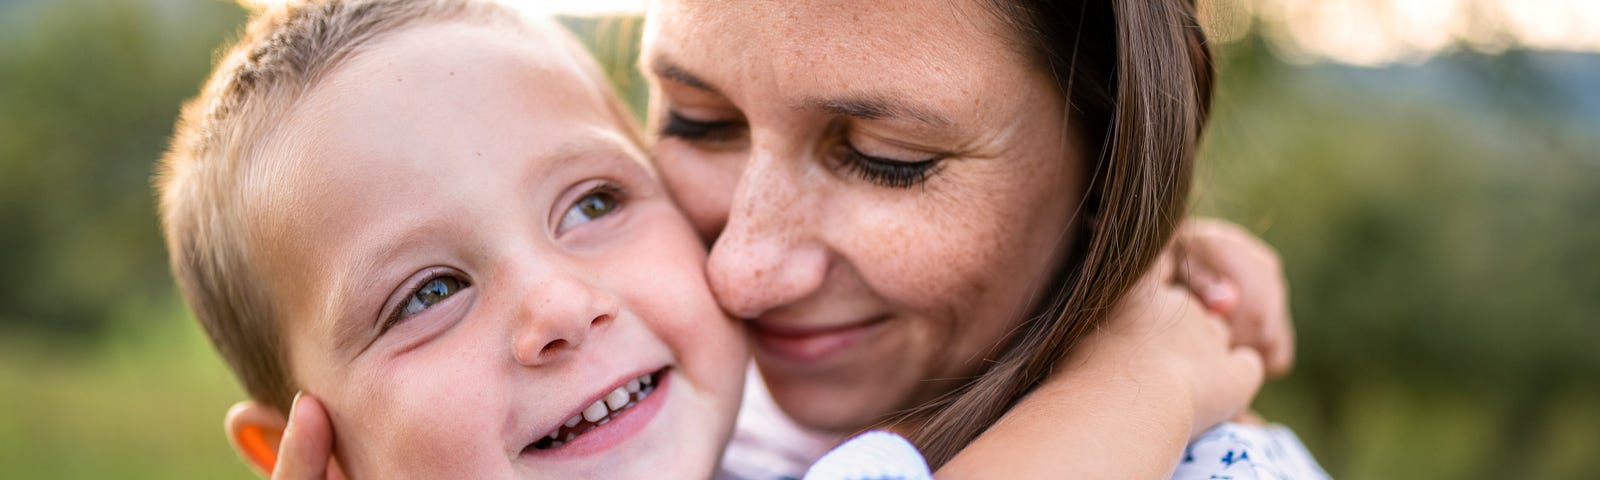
[642, 0, 1047, 126]
[646, 0, 1013, 61]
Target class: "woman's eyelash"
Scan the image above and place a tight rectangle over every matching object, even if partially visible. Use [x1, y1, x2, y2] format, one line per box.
[662, 108, 941, 188]
[660, 111, 742, 141]
[839, 145, 944, 189]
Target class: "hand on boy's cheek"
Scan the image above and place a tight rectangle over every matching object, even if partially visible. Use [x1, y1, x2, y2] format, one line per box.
[272, 394, 345, 480]
[1171, 218, 1296, 379]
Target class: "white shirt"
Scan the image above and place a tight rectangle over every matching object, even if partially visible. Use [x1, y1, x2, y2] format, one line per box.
[718, 365, 1330, 480]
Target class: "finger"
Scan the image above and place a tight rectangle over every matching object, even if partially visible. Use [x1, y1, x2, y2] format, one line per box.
[1229, 258, 1291, 377]
[274, 393, 333, 480]
[1180, 221, 1290, 373]
[1262, 307, 1296, 378]
[1234, 264, 1286, 370]
[1175, 252, 1240, 316]
[1222, 346, 1265, 424]
[326, 458, 349, 480]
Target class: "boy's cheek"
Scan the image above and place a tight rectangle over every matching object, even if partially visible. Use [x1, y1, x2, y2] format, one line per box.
[328, 407, 488, 479]
[317, 369, 479, 477]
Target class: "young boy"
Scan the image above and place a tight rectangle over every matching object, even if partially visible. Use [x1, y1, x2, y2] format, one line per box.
[159, 1, 748, 477]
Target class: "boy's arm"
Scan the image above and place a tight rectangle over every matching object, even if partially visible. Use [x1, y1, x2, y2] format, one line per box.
[937, 220, 1288, 478]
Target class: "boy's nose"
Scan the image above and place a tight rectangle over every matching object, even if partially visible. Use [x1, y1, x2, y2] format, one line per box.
[511, 274, 618, 367]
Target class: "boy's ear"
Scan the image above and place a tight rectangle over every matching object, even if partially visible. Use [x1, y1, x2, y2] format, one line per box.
[225, 400, 287, 477]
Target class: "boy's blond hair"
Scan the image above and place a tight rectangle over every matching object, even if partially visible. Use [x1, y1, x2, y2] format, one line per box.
[157, 0, 634, 413]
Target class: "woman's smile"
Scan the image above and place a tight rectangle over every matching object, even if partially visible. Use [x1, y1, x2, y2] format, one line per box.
[745, 314, 891, 365]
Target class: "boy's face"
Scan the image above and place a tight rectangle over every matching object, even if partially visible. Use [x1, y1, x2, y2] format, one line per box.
[252, 21, 746, 478]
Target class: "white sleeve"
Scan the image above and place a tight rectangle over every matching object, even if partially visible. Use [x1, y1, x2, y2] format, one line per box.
[716, 365, 841, 480]
[803, 431, 934, 480]
[805, 424, 1329, 480]
[1170, 423, 1332, 480]
[792, 417, 1329, 480]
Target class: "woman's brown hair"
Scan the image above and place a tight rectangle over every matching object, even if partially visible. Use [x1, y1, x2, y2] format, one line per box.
[906, 0, 1215, 468]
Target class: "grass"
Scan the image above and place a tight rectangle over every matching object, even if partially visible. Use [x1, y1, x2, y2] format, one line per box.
[0, 300, 252, 479]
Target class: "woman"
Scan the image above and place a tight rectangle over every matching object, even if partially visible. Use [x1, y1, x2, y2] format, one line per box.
[265, 0, 1306, 477]
[640, 0, 1301, 476]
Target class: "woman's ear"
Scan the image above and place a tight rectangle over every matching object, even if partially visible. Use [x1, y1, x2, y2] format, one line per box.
[225, 399, 288, 477]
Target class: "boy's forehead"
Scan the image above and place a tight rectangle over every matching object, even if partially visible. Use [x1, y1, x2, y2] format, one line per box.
[247, 19, 642, 341]
[266, 20, 623, 198]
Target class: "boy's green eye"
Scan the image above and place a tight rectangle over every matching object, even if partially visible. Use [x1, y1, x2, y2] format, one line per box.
[399, 276, 464, 320]
[557, 187, 621, 233]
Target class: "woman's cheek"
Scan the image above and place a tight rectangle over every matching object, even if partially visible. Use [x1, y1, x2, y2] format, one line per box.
[844, 179, 1032, 311]
[831, 221, 947, 326]
[653, 143, 740, 239]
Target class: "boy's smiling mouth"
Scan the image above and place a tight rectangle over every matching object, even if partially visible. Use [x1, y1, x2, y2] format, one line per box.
[527, 369, 664, 451]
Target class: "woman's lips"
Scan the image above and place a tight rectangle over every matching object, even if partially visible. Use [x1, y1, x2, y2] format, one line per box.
[747, 315, 889, 364]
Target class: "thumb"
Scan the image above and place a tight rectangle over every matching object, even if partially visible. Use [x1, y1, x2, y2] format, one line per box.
[1220, 346, 1264, 424]
[1194, 346, 1264, 438]
[274, 393, 334, 480]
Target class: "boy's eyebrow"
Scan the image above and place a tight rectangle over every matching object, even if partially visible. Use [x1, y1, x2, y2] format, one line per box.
[326, 231, 427, 356]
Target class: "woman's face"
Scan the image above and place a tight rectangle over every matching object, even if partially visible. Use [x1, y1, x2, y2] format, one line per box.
[642, 0, 1086, 432]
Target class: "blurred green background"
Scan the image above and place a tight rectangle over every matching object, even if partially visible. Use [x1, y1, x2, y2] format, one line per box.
[0, 0, 1595, 478]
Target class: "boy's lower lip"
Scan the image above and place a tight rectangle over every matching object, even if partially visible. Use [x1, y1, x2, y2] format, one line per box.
[527, 369, 670, 458]
[747, 316, 888, 366]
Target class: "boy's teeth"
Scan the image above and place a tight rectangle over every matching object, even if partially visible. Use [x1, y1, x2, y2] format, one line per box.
[604, 387, 630, 410]
[582, 400, 609, 422]
[531, 371, 662, 451]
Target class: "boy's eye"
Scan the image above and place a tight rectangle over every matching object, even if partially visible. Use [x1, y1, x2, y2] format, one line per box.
[557, 185, 622, 234]
[387, 275, 467, 329]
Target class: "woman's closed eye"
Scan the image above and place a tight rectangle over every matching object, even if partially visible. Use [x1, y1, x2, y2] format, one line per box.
[660, 110, 745, 143]
[837, 141, 945, 189]
[382, 272, 469, 333]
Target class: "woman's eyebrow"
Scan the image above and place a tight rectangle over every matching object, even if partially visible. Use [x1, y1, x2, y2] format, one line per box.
[809, 96, 954, 129]
[649, 55, 721, 94]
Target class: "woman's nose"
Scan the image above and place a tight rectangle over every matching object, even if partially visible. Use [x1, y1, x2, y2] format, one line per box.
[511, 272, 618, 367]
[706, 147, 830, 319]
